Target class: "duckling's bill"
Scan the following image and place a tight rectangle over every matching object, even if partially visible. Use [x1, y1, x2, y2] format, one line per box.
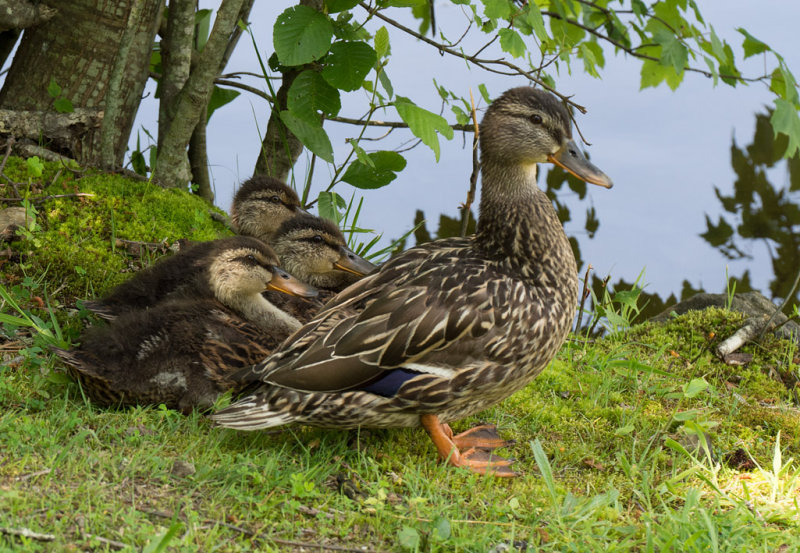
[548, 139, 613, 189]
[334, 247, 377, 277]
[267, 268, 319, 298]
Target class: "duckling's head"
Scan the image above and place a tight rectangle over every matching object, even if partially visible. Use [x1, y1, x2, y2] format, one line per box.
[480, 87, 612, 188]
[230, 176, 305, 242]
[205, 237, 317, 307]
[271, 214, 377, 290]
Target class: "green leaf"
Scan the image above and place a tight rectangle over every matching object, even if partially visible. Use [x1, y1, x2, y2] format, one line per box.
[481, 0, 512, 20]
[317, 191, 347, 223]
[578, 41, 604, 77]
[194, 9, 212, 52]
[54, 97, 74, 113]
[273, 5, 334, 66]
[280, 110, 334, 162]
[615, 424, 635, 436]
[322, 41, 377, 91]
[653, 29, 687, 73]
[26, 156, 44, 178]
[478, 84, 490, 105]
[325, 0, 361, 13]
[351, 141, 375, 167]
[397, 526, 421, 550]
[526, 3, 548, 42]
[288, 70, 341, 120]
[737, 28, 769, 59]
[683, 377, 710, 399]
[450, 105, 470, 126]
[431, 517, 451, 541]
[374, 26, 390, 58]
[394, 96, 454, 161]
[207, 86, 240, 121]
[771, 98, 800, 158]
[499, 28, 526, 58]
[142, 522, 182, 553]
[47, 78, 61, 99]
[342, 150, 407, 189]
[378, 69, 394, 99]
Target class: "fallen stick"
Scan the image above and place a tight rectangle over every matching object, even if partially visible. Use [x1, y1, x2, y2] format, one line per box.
[0, 526, 56, 542]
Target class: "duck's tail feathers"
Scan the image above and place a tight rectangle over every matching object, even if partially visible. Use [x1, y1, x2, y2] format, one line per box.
[211, 394, 294, 430]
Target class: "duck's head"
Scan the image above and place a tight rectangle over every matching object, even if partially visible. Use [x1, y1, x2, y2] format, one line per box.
[480, 87, 612, 188]
[271, 214, 377, 290]
[205, 237, 318, 306]
[230, 176, 306, 242]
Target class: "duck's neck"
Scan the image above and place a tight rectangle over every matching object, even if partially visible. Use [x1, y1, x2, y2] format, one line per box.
[475, 159, 577, 284]
[223, 291, 302, 336]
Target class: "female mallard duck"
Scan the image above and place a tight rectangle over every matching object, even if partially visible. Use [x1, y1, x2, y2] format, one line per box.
[230, 175, 305, 242]
[263, 213, 377, 322]
[212, 87, 612, 476]
[53, 237, 317, 413]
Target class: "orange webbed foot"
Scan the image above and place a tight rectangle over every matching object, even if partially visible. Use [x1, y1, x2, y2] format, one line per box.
[421, 414, 519, 478]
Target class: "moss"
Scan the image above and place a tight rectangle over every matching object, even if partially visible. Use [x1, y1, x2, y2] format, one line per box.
[2, 157, 232, 305]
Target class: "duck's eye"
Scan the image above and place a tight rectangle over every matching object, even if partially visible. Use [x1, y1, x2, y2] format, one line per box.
[530, 114, 543, 125]
[245, 254, 257, 263]
[270, 195, 281, 203]
[312, 235, 324, 243]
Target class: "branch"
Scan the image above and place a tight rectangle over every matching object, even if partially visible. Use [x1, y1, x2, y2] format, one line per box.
[360, 3, 588, 113]
[0, 2, 57, 32]
[0, 526, 55, 542]
[214, 79, 473, 132]
[541, 9, 770, 85]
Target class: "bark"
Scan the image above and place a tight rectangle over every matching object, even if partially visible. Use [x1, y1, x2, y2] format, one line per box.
[189, 117, 213, 201]
[0, 0, 57, 31]
[153, 0, 246, 188]
[185, 0, 254, 202]
[0, 0, 163, 168]
[252, 0, 323, 181]
[157, 0, 195, 176]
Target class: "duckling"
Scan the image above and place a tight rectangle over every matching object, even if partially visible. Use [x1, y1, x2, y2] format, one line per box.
[230, 175, 305, 242]
[263, 214, 377, 322]
[53, 239, 317, 413]
[212, 87, 612, 477]
[82, 236, 284, 321]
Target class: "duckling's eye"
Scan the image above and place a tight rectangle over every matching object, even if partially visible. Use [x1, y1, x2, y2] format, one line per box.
[312, 235, 324, 243]
[245, 254, 257, 263]
[530, 114, 543, 125]
[270, 195, 282, 203]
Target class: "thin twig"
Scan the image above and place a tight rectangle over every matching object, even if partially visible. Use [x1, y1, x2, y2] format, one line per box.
[460, 89, 480, 237]
[15, 468, 52, 481]
[269, 539, 383, 552]
[214, 78, 472, 132]
[0, 193, 96, 204]
[575, 263, 593, 332]
[82, 533, 128, 550]
[361, 3, 588, 114]
[0, 527, 55, 541]
[758, 267, 800, 341]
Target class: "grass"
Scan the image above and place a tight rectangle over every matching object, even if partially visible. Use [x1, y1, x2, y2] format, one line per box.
[2, 162, 800, 551]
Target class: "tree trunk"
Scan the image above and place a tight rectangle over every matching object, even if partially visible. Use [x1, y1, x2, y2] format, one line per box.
[153, 0, 245, 188]
[0, 0, 163, 168]
[252, 0, 323, 182]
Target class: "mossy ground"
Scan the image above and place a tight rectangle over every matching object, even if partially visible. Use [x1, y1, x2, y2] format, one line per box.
[2, 161, 800, 551]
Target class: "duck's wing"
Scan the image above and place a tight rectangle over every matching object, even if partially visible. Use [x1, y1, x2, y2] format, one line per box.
[221, 240, 518, 398]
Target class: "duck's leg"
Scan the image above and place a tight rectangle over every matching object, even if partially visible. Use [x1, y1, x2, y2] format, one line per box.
[441, 423, 516, 450]
[421, 414, 518, 477]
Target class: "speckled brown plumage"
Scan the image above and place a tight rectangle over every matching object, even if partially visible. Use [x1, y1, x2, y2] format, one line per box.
[260, 213, 377, 323]
[212, 87, 613, 474]
[83, 236, 278, 321]
[230, 175, 304, 242]
[54, 240, 314, 413]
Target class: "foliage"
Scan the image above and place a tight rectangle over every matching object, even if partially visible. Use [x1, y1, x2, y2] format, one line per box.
[702, 111, 800, 306]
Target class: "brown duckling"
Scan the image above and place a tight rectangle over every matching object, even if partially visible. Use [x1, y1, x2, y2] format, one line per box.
[83, 236, 291, 321]
[263, 214, 377, 322]
[54, 239, 317, 413]
[230, 175, 305, 242]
